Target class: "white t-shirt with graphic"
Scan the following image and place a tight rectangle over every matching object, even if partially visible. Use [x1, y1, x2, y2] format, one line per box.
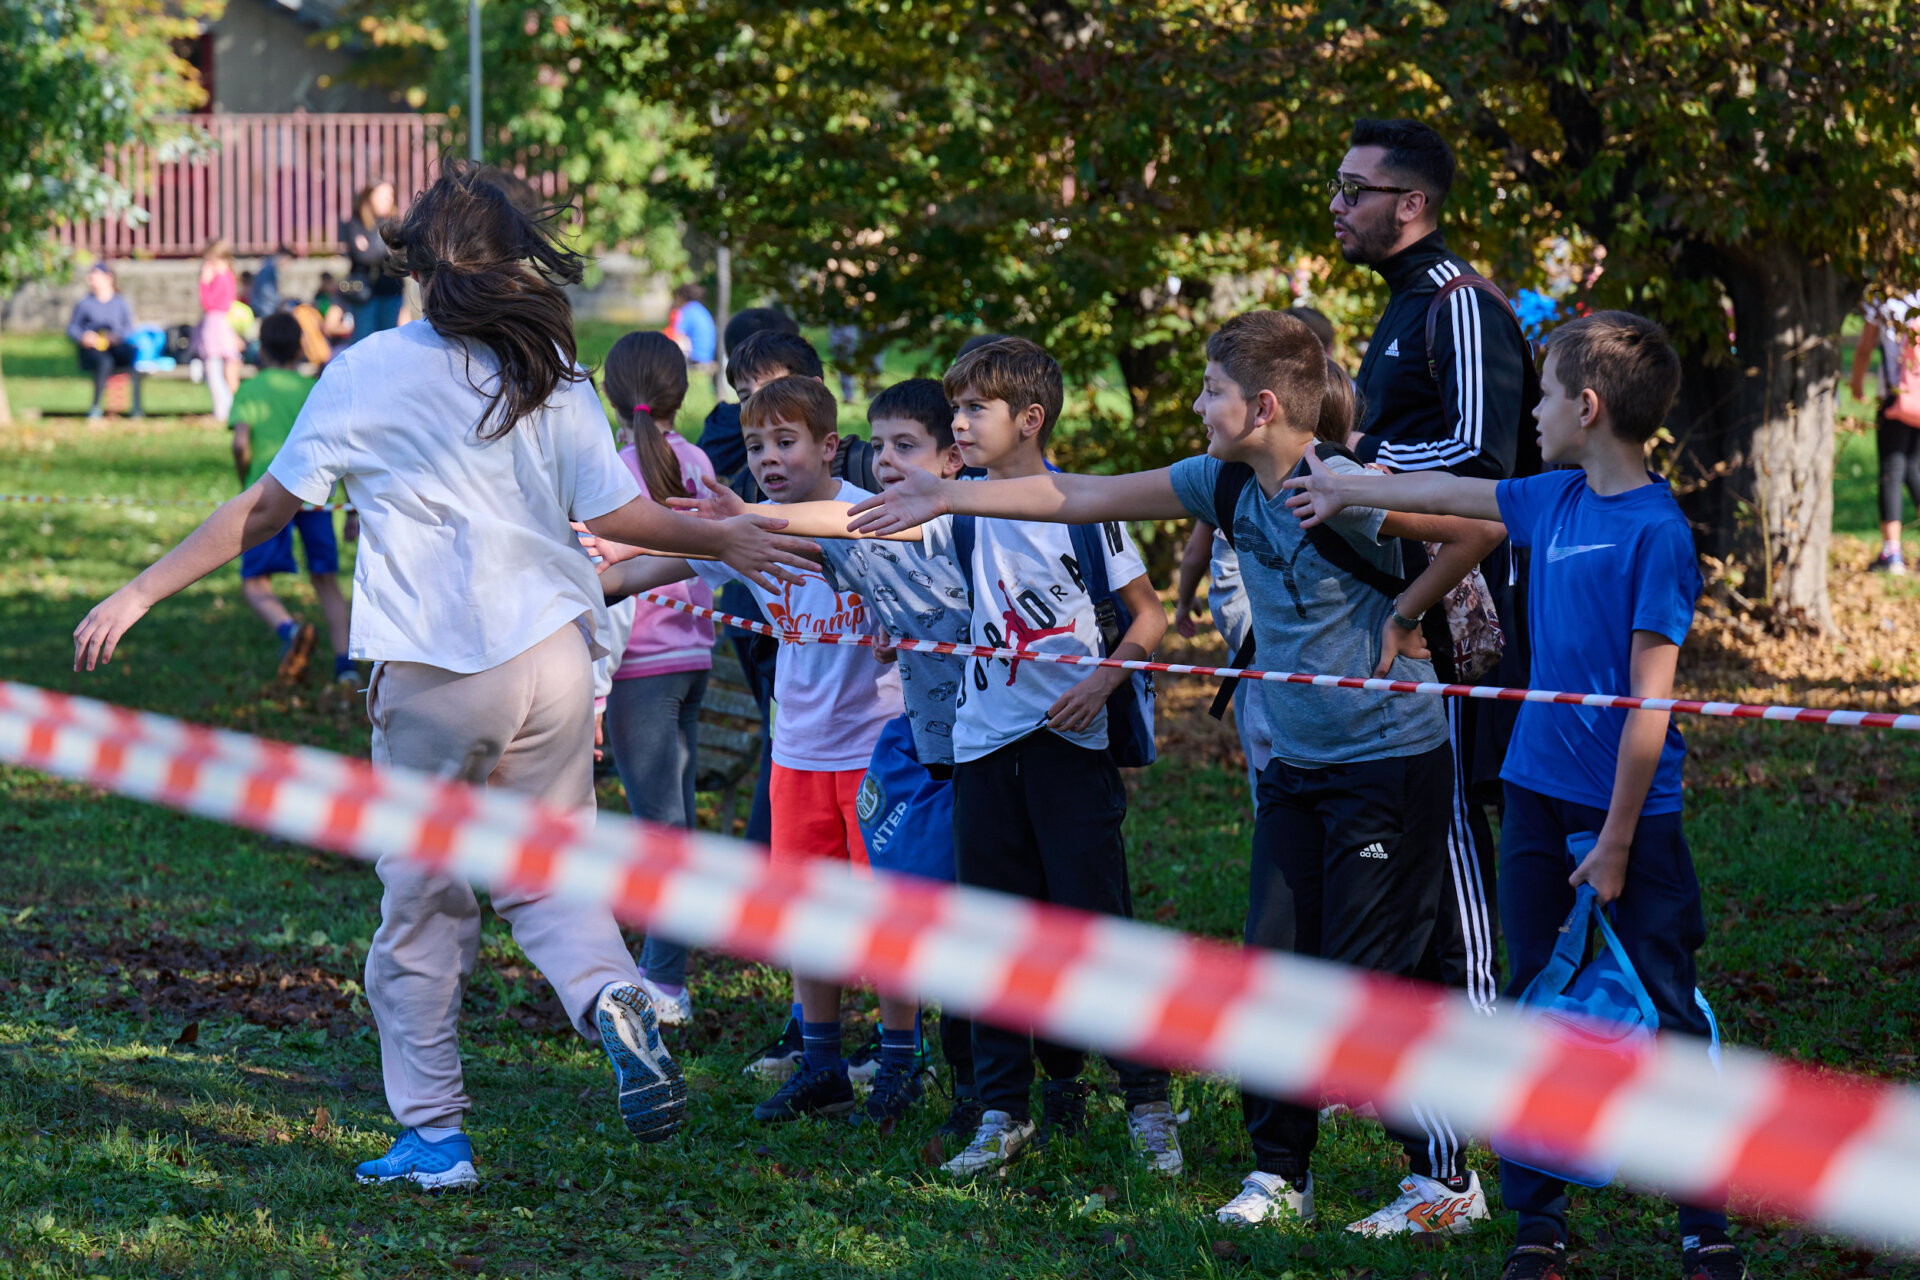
[693, 480, 904, 771]
[949, 515, 1147, 763]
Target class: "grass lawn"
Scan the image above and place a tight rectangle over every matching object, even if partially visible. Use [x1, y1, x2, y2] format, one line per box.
[1, 406, 1917, 1278]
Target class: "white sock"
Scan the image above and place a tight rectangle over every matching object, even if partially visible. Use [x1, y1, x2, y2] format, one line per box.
[415, 1125, 463, 1143]
[1885, 538, 1903, 558]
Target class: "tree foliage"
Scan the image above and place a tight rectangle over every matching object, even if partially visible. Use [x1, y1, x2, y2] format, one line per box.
[328, 0, 701, 272]
[0, 0, 215, 297]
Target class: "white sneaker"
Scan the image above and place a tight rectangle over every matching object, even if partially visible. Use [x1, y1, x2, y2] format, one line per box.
[1345, 1170, 1488, 1237]
[1215, 1171, 1313, 1227]
[1127, 1101, 1186, 1176]
[638, 975, 691, 1026]
[941, 1109, 1036, 1177]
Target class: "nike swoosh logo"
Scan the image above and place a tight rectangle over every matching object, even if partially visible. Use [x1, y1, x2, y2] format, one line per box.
[1547, 542, 1615, 562]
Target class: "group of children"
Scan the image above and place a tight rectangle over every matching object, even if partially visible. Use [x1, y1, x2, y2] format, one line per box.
[72, 160, 1746, 1280]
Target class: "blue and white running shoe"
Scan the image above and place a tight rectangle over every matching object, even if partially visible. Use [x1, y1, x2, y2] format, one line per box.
[354, 1129, 479, 1190]
[595, 981, 688, 1143]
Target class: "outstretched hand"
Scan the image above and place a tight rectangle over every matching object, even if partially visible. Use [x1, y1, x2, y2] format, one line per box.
[667, 474, 748, 522]
[846, 467, 945, 537]
[1281, 450, 1348, 529]
[716, 512, 820, 592]
[73, 586, 152, 671]
[572, 521, 645, 567]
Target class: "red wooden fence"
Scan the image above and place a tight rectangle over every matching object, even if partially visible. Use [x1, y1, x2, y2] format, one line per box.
[57, 114, 448, 259]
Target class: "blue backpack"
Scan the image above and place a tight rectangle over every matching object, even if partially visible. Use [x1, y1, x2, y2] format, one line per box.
[950, 515, 1157, 768]
[1495, 832, 1720, 1187]
[854, 715, 956, 882]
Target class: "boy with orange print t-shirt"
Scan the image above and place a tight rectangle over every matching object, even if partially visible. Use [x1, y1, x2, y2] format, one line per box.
[596, 376, 904, 1123]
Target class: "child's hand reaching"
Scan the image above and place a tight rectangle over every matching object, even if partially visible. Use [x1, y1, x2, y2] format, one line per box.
[572, 521, 645, 567]
[714, 513, 820, 591]
[1173, 599, 1204, 639]
[846, 467, 945, 537]
[667, 474, 747, 522]
[1281, 450, 1350, 529]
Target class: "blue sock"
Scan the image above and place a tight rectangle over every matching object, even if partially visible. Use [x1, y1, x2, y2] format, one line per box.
[879, 1026, 917, 1071]
[789, 1001, 803, 1028]
[275, 620, 299, 643]
[801, 1020, 843, 1073]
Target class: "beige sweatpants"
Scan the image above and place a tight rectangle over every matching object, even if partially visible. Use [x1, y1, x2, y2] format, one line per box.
[365, 623, 642, 1129]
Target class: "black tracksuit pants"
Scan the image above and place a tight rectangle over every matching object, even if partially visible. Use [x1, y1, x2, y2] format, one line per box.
[1241, 743, 1457, 1185]
[951, 731, 1169, 1120]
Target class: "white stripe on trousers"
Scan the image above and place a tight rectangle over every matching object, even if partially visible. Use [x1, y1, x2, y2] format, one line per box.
[1445, 698, 1499, 1013]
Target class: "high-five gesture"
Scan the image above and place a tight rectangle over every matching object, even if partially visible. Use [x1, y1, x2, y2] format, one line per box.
[845, 467, 947, 537]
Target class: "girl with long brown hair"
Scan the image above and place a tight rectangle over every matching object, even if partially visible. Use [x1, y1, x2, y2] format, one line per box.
[73, 160, 816, 1189]
[596, 331, 717, 1023]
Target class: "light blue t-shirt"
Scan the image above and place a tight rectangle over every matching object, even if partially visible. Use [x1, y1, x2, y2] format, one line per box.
[1168, 453, 1448, 768]
[1495, 469, 1702, 815]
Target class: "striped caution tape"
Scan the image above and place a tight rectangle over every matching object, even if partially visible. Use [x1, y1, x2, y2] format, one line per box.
[3, 676, 1915, 1247]
[1, 492, 354, 514]
[638, 591, 1920, 733]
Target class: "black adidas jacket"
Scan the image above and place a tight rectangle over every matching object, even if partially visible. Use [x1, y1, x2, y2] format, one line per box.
[1352, 230, 1531, 479]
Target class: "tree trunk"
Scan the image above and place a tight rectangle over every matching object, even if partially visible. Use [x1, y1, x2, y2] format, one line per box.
[1671, 239, 1852, 632]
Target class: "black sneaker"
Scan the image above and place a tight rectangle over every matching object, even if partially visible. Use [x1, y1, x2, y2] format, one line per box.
[752, 1062, 856, 1122]
[742, 1014, 806, 1083]
[853, 1059, 925, 1126]
[937, 1094, 985, 1138]
[1682, 1240, 1749, 1280]
[1500, 1241, 1568, 1280]
[1034, 1079, 1090, 1149]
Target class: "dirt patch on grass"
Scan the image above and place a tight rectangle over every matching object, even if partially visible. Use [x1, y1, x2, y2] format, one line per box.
[4, 928, 362, 1033]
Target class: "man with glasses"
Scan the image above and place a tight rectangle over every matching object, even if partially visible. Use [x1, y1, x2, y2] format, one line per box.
[1314, 118, 1535, 1241]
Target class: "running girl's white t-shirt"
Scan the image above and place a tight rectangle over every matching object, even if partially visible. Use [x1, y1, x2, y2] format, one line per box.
[949, 514, 1147, 763]
[267, 323, 640, 673]
[692, 480, 904, 771]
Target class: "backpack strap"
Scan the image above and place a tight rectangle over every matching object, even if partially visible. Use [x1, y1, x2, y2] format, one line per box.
[1212, 461, 1256, 549]
[1208, 630, 1256, 721]
[1424, 273, 1523, 384]
[951, 514, 976, 599]
[1291, 445, 1409, 602]
[1068, 522, 1121, 653]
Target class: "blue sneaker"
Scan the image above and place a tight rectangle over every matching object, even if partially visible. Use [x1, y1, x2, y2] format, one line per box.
[595, 982, 688, 1144]
[354, 1129, 479, 1190]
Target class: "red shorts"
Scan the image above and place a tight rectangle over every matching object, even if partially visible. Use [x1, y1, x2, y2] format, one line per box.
[768, 764, 872, 875]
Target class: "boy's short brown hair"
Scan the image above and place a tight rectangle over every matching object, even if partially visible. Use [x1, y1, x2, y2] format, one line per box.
[1542, 311, 1681, 443]
[741, 374, 838, 442]
[1205, 311, 1329, 438]
[941, 337, 1065, 445]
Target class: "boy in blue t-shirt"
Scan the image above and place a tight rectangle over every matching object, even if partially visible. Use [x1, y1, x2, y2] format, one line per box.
[1282, 311, 1747, 1280]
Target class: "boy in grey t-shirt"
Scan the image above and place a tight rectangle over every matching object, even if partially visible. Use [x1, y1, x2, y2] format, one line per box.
[848, 311, 1506, 1238]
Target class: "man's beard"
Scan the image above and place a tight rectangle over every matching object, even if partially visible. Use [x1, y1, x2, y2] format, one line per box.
[1336, 211, 1399, 265]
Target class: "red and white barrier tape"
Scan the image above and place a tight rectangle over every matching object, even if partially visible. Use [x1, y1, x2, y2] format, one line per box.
[640, 591, 1920, 732]
[1, 492, 354, 514]
[3, 676, 1916, 1247]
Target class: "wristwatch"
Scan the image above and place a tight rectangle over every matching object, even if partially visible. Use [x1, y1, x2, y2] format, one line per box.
[1390, 598, 1425, 631]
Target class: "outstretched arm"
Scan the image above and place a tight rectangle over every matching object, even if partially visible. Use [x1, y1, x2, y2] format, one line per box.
[1284, 450, 1503, 524]
[582, 497, 818, 592]
[846, 466, 1189, 535]
[75, 476, 306, 669]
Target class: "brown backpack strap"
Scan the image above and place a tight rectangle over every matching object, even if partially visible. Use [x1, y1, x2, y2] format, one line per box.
[1425, 273, 1522, 383]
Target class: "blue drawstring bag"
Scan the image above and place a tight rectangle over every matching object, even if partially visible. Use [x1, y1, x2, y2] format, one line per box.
[1495, 833, 1661, 1188]
[855, 715, 955, 883]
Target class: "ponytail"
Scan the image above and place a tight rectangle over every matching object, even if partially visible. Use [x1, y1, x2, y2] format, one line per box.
[1315, 357, 1360, 446]
[381, 159, 587, 439]
[602, 330, 693, 502]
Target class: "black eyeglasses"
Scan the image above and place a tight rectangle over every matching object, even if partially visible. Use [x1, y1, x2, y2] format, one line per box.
[1326, 178, 1417, 207]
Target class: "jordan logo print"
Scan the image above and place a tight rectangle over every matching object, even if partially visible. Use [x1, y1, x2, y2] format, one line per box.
[992, 577, 1073, 686]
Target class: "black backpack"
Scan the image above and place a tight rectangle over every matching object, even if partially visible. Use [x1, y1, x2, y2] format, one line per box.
[950, 515, 1157, 768]
[1205, 442, 1439, 719]
[1423, 272, 1544, 480]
